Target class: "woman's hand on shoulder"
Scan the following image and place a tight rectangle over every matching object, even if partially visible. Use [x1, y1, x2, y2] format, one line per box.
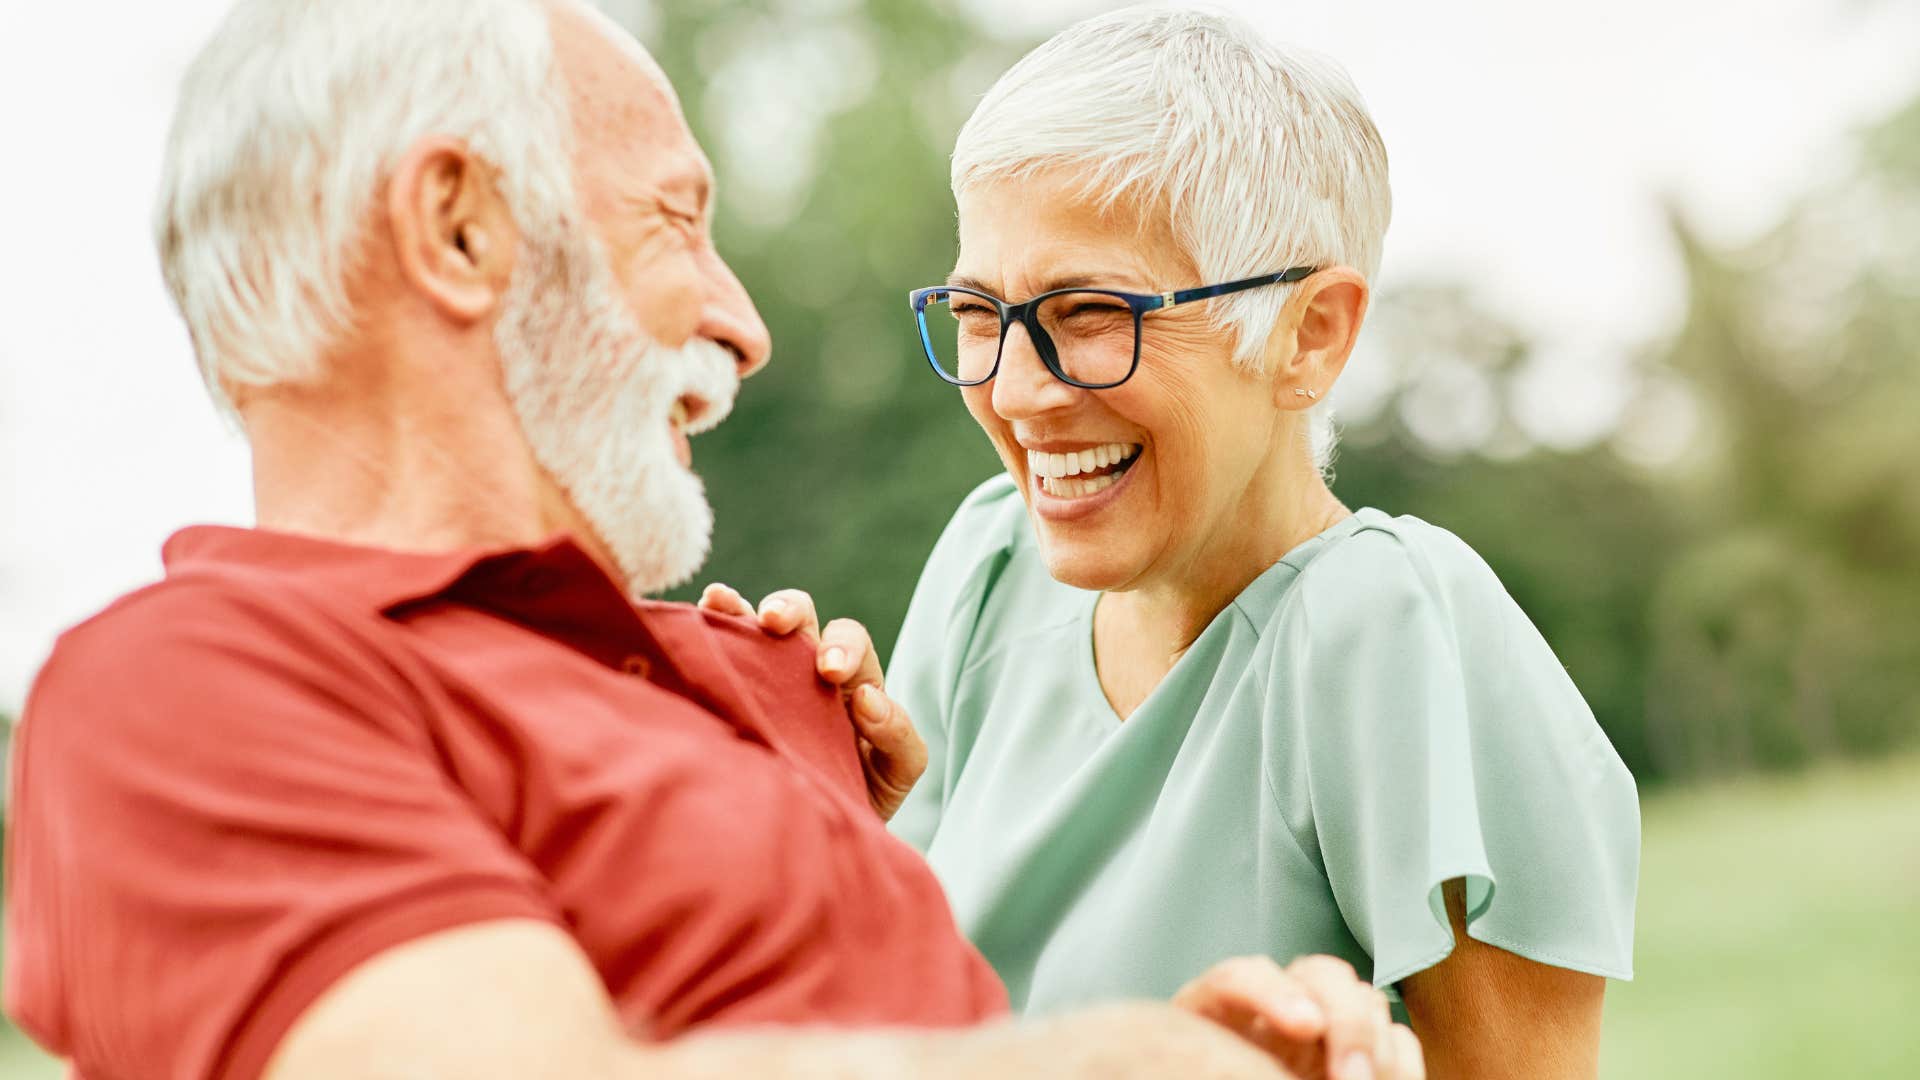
[699, 583, 927, 820]
[1174, 954, 1423, 1080]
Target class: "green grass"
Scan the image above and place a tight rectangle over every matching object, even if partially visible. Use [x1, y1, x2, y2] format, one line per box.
[3, 755, 1916, 1078]
[1601, 753, 1920, 1078]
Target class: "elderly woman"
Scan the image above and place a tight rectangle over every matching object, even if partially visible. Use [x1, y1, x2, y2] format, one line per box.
[705, 7, 1638, 1078]
[878, 8, 1639, 1080]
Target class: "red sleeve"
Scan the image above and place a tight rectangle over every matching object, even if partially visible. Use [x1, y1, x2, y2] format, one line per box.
[3, 582, 562, 1080]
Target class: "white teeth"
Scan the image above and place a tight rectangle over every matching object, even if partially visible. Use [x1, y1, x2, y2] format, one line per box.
[1039, 471, 1123, 499]
[1025, 442, 1141, 480]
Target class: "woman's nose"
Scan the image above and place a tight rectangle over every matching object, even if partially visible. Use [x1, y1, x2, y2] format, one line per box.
[991, 320, 1078, 418]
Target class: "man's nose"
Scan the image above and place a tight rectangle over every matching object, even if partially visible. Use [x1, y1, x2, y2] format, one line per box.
[991, 318, 1077, 418]
[696, 247, 771, 378]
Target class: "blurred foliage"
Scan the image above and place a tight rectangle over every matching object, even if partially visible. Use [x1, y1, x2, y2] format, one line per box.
[634, 0, 1920, 788]
[1634, 96, 1920, 779]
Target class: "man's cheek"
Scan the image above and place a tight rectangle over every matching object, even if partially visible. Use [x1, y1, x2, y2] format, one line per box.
[617, 244, 703, 346]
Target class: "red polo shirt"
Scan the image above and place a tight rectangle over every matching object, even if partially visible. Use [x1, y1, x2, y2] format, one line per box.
[3, 526, 1007, 1080]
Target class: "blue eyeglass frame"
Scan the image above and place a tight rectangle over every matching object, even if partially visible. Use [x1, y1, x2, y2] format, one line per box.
[907, 265, 1318, 389]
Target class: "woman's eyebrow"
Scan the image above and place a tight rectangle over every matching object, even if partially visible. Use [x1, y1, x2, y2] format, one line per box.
[945, 273, 997, 293]
[944, 271, 1142, 295]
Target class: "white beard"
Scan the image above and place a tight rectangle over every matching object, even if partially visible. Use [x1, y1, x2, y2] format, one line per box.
[493, 219, 739, 598]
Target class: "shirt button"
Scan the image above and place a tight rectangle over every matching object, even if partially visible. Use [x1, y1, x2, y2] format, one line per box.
[620, 655, 652, 678]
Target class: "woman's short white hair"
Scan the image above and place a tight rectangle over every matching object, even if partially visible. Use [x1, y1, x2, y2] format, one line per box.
[952, 5, 1391, 472]
[154, 0, 577, 416]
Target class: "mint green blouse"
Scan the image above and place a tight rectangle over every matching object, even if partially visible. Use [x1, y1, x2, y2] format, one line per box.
[889, 475, 1638, 1016]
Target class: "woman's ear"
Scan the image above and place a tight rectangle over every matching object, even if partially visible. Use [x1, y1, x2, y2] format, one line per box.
[385, 137, 519, 324]
[1264, 267, 1370, 410]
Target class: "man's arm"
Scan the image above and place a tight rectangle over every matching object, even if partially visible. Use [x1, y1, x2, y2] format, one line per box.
[265, 919, 1294, 1080]
[1397, 879, 1607, 1080]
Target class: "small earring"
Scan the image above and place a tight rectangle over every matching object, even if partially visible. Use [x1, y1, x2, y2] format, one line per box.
[1293, 388, 1319, 400]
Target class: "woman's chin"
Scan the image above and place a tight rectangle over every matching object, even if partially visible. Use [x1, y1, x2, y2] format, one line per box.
[1035, 537, 1146, 593]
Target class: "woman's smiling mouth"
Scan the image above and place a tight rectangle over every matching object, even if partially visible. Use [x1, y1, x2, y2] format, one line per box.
[1026, 442, 1141, 499]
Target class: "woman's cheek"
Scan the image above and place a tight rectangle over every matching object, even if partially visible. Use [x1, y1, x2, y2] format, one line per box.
[960, 385, 998, 434]
[959, 387, 1022, 472]
[1124, 360, 1210, 449]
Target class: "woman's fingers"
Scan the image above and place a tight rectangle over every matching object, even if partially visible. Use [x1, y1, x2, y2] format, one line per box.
[1174, 956, 1328, 1043]
[1174, 953, 1410, 1080]
[851, 687, 927, 819]
[701, 591, 922, 818]
[755, 588, 821, 640]
[818, 618, 881, 688]
[1287, 955, 1389, 1080]
[1385, 1023, 1425, 1080]
[697, 582, 754, 618]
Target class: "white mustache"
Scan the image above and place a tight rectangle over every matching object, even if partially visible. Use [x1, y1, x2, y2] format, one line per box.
[659, 337, 740, 438]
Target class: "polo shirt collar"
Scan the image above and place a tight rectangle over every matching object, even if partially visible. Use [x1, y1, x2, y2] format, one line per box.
[159, 524, 613, 615]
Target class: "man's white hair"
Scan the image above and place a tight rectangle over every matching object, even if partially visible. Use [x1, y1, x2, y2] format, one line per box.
[951, 5, 1391, 472]
[154, 0, 576, 415]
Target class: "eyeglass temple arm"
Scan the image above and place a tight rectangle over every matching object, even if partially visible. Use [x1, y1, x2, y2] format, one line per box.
[1160, 266, 1316, 309]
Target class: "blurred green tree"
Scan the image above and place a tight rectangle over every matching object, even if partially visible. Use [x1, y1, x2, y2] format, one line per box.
[1634, 95, 1920, 778]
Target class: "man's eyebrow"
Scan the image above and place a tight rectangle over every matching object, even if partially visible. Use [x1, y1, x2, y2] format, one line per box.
[660, 161, 714, 214]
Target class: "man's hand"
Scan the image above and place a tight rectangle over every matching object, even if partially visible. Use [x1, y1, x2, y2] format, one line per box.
[699, 583, 927, 820]
[1174, 955, 1424, 1080]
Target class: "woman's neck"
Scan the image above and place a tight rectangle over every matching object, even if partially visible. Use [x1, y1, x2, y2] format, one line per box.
[1093, 459, 1349, 719]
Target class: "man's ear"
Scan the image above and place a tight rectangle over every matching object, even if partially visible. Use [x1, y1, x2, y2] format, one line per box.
[386, 137, 518, 323]
[1261, 267, 1369, 410]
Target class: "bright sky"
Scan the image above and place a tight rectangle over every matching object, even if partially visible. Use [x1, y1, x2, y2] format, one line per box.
[2, 0, 1917, 710]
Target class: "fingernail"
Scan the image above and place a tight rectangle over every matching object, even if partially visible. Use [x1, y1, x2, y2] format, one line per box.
[1340, 1051, 1374, 1080]
[823, 647, 847, 673]
[1276, 997, 1324, 1028]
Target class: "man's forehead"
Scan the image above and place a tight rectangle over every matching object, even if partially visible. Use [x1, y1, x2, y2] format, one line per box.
[555, 2, 670, 83]
[550, 0, 679, 119]
[549, 1, 709, 198]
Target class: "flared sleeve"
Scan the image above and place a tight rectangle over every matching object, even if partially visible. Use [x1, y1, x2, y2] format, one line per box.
[1276, 518, 1640, 988]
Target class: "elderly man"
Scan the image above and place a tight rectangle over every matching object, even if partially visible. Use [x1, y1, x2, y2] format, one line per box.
[3, 2, 1420, 1079]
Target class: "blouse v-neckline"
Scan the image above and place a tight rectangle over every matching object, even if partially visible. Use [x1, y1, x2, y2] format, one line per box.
[1075, 510, 1377, 728]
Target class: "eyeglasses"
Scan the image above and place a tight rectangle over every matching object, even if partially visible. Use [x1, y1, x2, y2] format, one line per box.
[907, 267, 1317, 389]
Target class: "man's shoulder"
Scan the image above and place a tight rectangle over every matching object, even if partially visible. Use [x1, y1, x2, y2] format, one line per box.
[641, 602, 867, 801]
[48, 569, 333, 675]
[27, 568, 401, 747]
